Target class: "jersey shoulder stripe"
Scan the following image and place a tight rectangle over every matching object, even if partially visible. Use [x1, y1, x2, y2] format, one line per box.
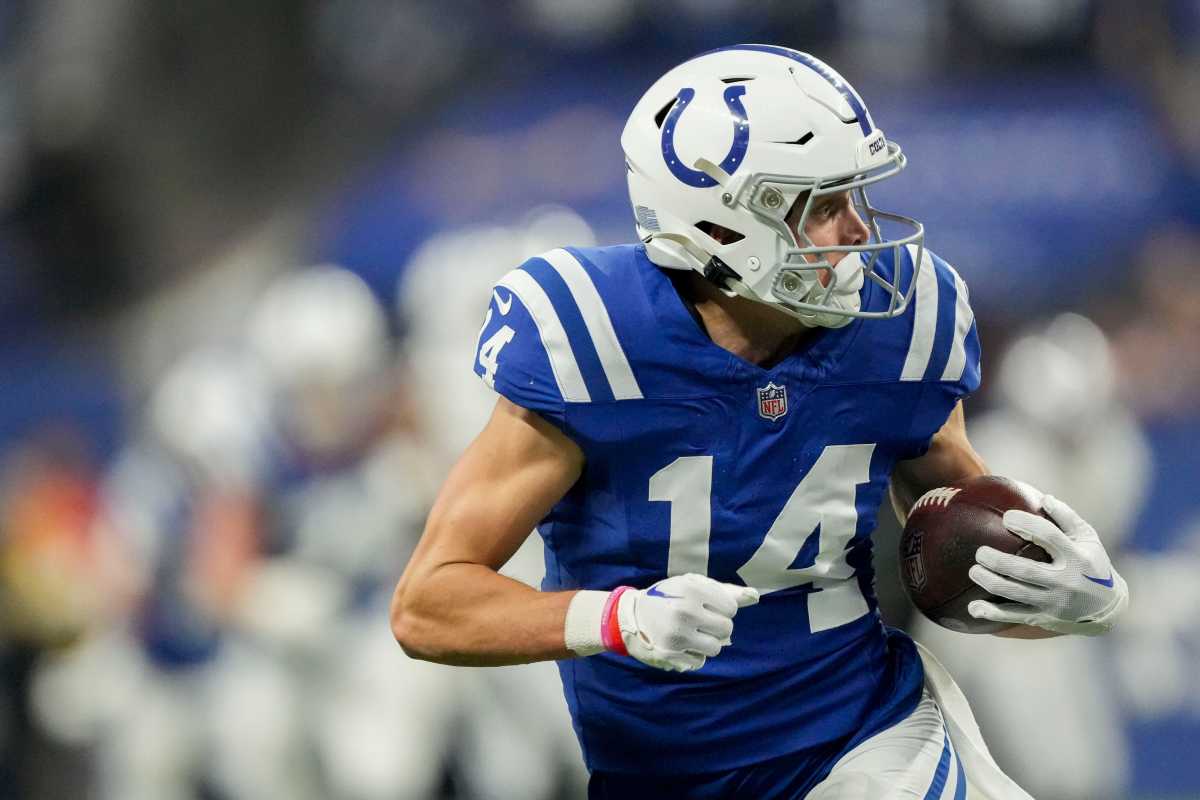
[922, 252, 960, 383]
[895, 245, 979, 389]
[940, 264, 974, 382]
[476, 246, 646, 415]
[495, 266, 591, 402]
[900, 245, 940, 381]
[514, 257, 613, 403]
[539, 249, 643, 400]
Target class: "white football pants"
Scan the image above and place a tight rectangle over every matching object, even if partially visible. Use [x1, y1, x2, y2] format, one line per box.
[807, 644, 1035, 800]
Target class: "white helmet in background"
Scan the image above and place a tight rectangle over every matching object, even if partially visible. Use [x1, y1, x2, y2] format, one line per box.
[149, 349, 271, 486]
[248, 265, 391, 456]
[998, 313, 1117, 437]
[621, 45, 923, 327]
[399, 206, 597, 465]
[248, 265, 388, 389]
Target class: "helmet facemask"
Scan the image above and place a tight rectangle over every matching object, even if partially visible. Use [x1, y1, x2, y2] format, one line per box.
[695, 140, 924, 328]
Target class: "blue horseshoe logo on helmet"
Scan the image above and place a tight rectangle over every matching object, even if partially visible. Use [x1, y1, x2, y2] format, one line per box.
[661, 85, 750, 188]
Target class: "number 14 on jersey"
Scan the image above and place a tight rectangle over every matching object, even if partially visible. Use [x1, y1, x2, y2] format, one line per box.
[649, 443, 875, 633]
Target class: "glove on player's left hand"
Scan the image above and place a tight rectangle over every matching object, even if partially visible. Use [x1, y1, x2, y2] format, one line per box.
[968, 493, 1128, 636]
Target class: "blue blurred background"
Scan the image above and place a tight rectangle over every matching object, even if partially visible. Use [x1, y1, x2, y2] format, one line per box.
[0, 1, 1197, 798]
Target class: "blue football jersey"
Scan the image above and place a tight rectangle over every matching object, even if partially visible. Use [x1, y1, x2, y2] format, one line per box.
[471, 244, 980, 774]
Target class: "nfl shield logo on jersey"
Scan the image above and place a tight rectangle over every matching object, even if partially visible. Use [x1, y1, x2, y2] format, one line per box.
[757, 382, 788, 422]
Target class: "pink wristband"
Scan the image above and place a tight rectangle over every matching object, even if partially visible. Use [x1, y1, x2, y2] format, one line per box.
[601, 586, 632, 656]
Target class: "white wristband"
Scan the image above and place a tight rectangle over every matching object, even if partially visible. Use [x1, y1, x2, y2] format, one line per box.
[564, 590, 609, 656]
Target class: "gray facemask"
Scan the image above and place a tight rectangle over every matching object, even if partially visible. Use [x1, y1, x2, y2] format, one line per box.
[775, 252, 866, 329]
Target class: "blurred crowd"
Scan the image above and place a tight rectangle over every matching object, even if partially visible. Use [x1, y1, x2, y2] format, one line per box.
[0, 1, 1198, 799]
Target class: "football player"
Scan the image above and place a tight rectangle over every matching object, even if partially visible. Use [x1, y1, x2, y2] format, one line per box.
[390, 46, 1129, 799]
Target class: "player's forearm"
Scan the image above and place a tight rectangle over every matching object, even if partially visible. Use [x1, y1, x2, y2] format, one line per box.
[390, 562, 576, 666]
[889, 450, 986, 524]
[890, 404, 987, 524]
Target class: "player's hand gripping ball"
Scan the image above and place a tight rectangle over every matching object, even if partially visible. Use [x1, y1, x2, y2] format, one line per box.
[899, 476, 1050, 633]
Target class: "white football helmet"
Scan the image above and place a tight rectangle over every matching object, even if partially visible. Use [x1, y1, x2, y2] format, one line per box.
[247, 265, 391, 456]
[621, 45, 923, 327]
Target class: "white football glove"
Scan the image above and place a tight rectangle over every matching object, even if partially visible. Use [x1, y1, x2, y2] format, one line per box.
[563, 573, 759, 672]
[967, 493, 1129, 636]
[616, 573, 759, 672]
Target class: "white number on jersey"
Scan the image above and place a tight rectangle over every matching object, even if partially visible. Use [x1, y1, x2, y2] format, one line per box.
[650, 443, 875, 633]
[477, 308, 516, 388]
[649, 456, 713, 577]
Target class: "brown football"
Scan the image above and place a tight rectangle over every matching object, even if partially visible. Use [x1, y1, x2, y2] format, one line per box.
[899, 475, 1051, 634]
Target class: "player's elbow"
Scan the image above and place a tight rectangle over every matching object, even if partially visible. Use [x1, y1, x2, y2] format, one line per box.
[390, 582, 439, 661]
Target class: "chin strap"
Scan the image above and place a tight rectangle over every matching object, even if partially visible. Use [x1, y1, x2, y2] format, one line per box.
[702, 254, 744, 292]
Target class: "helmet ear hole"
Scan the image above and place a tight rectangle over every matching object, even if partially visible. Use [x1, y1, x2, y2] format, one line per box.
[694, 221, 745, 245]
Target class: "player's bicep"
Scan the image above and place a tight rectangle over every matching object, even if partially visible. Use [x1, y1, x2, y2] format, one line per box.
[409, 397, 584, 575]
[890, 402, 987, 521]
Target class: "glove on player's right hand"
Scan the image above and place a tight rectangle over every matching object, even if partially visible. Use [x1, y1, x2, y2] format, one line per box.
[606, 573, 759, 672]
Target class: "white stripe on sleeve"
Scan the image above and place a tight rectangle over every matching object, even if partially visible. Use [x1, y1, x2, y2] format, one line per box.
[900, 245, 939, 381]
[496, 268, 591, 403]
[940, 264, 973, 383]
[540, 249, 643, 400]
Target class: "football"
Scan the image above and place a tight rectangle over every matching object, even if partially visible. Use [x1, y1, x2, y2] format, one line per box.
[899, 475, 1052, 634]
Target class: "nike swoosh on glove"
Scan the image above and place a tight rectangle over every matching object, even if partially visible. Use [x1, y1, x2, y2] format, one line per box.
[967, 493, 1129, 636]
[614, 574, 759, 672]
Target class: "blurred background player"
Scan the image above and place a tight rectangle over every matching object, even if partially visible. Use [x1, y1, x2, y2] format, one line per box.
[0, 1, 1198, 798]
[30, 266, 450, 800]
